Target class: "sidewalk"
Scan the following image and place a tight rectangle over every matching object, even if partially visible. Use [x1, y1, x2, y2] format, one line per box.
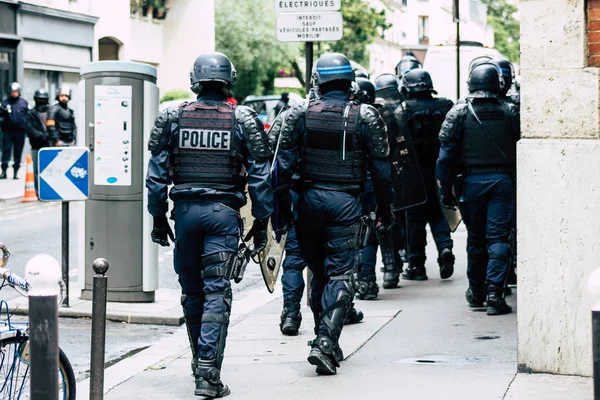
[0, 165, 25, 202]
[75, 228, 593, 400]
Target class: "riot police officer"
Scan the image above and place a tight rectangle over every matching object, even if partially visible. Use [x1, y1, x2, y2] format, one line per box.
[25, 89, 51, 193]
[437, 63, 520, 315]
[492, 58, 520, 107]
[274, 53, 393, 375]
[1, 82, 28, 179]
[396, 54, 422, 79]
[47, 87, 76, 146]
[397, 69, 455, 281]
[146, 52, 273, 397]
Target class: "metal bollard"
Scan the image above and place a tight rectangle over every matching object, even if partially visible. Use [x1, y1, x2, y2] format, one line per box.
[26, 254, 62, 400]
[89, 258, 110, 400]
[588, 269, 600, 400]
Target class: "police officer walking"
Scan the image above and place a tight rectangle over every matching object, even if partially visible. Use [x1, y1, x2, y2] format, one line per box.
[146, 52, 273, 397]
[396, 69, 455, 281]
[25, 89, 52, 193]
[1, 82, 28, 179]
[47, 87, 76, 146]
[437, 63, 520, 315]
[274, 53, 393, 375]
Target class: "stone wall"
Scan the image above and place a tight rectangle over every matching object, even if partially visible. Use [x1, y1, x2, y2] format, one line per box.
[518, 0, 600, 376]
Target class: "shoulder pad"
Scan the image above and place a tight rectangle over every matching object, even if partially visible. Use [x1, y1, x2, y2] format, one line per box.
[279, 103, 307, 150]
[439, 104, 468, 144]
[147, 106, 177, 154]
[235, 105, 271, 160]
[360, 104, 389, 158]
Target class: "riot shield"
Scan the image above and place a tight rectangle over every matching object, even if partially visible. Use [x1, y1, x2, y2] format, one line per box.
[390, 131, 428, 212]
[435, 179, 462, 232]
[255, 222, 286, 293]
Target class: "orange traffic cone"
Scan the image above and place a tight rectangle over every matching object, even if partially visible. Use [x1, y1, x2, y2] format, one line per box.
[20, 154, 38, 202]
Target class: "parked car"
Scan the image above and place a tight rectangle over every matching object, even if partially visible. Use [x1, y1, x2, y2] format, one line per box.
[241, 93, 304, 130]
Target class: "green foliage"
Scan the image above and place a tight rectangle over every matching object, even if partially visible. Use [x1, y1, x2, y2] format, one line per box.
[480, 0, 520, 63]
[215, 0, 300, 100]
[322, 0, 390, 67]
[160, 89, 193, 103]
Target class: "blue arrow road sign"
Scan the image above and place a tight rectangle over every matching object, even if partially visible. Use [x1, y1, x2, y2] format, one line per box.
[38, 147, 90, 201]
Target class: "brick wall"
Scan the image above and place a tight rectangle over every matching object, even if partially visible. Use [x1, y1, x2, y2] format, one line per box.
[589, 0, 600, 66]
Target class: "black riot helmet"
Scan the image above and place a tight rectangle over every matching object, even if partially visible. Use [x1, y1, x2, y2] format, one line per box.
[401, 68, 437, 95]
[9, 82, 21, 93]
[34, 89, 49, 101]
[467, 63, 503, 93]
[189, 52, 236, 94]
[468, 55, 493, 73]
[312, 53, 355, 86]
[491, 58, 514, 96]
[352, 77, 376, 104]
[395, 55, 422, 78]
[374, 73, 400, 91]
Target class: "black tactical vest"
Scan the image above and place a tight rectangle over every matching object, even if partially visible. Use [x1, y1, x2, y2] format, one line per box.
[300, 100, 365, 185]
[172, 101, 245, 191]
[461, 100, 515, 170]
[403, 98, 451, 165]
[54, 105, 76, 142]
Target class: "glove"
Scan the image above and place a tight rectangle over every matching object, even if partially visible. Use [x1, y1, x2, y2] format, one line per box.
[376, 205, 395, 228]
[277, 191, 294, 230]
[151, 216, 175, 247]
[244, 218, 269, 254]
[440, 188, 458, 210]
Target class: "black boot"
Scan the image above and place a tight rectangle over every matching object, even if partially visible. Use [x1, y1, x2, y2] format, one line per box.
[280, 301, 302, 336]
[0, 168, 6, 179]
[402, 264, 428, 281]
[355, 280, 379, 300]
[465, 286, 486, 308]
[486, 292, 512, 315]
[308, 336, 339, 375]
[195, 359, 230, 398]
[12, 168, 18, 180]
[344, 303, 363, 325]
[438, 248, 455, 279]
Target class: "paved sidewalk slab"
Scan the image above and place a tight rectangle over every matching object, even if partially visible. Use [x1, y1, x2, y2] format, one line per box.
[0, 166, 25, 202]
[505, 373, 592, 399]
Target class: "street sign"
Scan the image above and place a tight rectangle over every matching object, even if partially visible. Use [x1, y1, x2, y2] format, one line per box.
[276, 11, 343, 42]
[274, 0, 340, 12]
[39, 147, 90, 201]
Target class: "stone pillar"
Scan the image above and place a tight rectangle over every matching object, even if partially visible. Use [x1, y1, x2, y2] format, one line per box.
[519, 0, 600, 377]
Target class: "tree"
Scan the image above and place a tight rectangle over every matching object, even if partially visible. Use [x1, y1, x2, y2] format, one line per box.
[215, 0, 300, 100]
[480, 0, 520, 63]
[323, 0, 390, 67]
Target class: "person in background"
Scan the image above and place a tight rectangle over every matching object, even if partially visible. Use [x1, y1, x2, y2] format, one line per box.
[25, 89, 52, 194]
[47, 87, 76, 146]
[1, 82, 28, 179]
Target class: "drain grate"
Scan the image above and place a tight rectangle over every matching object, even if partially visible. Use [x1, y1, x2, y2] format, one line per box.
[416, 359, 436, 363]
[394, 355, 486, 365]
[474, 335, 500, 340]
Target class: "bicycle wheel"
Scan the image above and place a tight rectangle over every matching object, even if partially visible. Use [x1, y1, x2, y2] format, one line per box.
[0, 332, 76, 399]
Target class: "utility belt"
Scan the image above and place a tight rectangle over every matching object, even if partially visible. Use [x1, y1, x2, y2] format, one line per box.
[463, 165, 513, 175]
[295, 181, 363, 198]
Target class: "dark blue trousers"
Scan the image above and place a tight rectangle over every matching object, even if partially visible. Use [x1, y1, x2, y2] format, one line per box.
[296, 189, 361, 337]
[173, 201, 240, 362]
[281, 190, 306, 304]
[459, 173, 514, 291]
[406, 168, 453, 265]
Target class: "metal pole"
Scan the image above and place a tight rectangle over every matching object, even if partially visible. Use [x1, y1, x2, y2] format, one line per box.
[594, 310, 600, 399]
[27, 255, 61, 400]
[305, 41, 314, 95]
[61, 201, 69, 306]
[305, 40, 314, 306]
[90, 258, 110, 400]
[455, 1, 461, 101]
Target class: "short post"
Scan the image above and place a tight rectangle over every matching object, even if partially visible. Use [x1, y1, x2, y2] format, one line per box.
[589, 269, 600, 400]
[26, 254, 62, 400]
[90, 258, 110, 400]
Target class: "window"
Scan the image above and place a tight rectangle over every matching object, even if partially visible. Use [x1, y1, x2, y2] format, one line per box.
[418, 16, 429, 45]
[402, 0, 407, 7]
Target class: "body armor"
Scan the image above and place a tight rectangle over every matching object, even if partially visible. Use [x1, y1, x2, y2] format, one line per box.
[461, 100, 515, 171]
[172, 101, 246, 191]
[300, 99, 365, 186]
[403, 98, 452, 166]
[48, 104, 76, 142]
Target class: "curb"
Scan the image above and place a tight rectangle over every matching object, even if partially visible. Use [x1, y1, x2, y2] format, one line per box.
[0, 194, 23, 203]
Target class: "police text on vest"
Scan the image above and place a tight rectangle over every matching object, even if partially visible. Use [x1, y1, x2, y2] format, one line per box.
[180, 130, 231, 150]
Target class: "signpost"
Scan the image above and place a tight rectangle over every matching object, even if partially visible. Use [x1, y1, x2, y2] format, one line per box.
[39, 147, 90, 306]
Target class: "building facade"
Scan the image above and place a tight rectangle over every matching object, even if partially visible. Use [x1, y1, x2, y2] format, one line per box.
[367, 0, 494, 78]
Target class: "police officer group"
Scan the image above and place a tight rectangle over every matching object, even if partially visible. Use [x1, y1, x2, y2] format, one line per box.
[146, 50, 519, 397]
[0, 83, 77, 190]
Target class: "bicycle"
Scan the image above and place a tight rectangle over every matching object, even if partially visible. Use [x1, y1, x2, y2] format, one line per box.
[0, 242, 76, 399]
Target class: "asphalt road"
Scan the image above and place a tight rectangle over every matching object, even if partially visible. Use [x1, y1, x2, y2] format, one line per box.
[0, 201, 262, 382]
